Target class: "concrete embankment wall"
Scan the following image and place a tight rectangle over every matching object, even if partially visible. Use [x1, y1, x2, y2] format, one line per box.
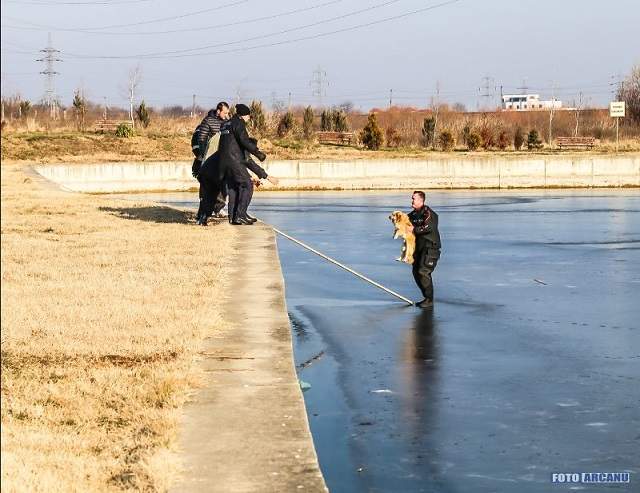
[36, 155, 640, 192]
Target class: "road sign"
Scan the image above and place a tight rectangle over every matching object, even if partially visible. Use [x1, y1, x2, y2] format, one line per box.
[609, 101, 626, 118]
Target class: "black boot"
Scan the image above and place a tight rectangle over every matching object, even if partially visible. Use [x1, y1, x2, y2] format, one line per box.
[415, 298, 434, 309]
[230, 217, 253, 225]
[196, 214, 207, 226]
[242, 214, 257, 223]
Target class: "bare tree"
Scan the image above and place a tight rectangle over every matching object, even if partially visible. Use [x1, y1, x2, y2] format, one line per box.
[453, 102, 467, 113]
[573, 91, 584, 137]
[548, 81, 556, 145]
[72, 88, 87, 132]
[338, 101, 354, 113]
[126, 64, 142, 129]
[617, 64, 640, 123]
[430, 81, 441, 150]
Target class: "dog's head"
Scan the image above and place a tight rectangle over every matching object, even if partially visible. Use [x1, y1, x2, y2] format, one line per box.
[389, 211, 404, 225]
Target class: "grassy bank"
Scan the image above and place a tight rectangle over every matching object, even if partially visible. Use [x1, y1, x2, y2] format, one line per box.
[2, 131, 639, 164]
[1, 164, 236, 491]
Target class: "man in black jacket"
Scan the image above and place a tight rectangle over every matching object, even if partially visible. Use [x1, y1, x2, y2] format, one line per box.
[191, 101, 229, 177]
[408, 190, 442, 309]
[227, 138, 279, 224]
[218, 104, 273, 225]
[194, 151, 226, 226]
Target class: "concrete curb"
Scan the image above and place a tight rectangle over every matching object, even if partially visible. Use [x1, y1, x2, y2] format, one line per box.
[170, 222, 327, 493]
[34, 155, 640, 193]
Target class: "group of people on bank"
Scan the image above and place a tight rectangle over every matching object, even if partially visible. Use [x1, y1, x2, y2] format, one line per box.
[190, 103, 441, 308]
[191, 101, 278, 226]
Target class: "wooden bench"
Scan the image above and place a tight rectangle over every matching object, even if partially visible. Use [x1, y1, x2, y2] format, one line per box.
[317, 131, 356, 146]
[94, 119, 133, 133]
[556, 136, 596, 150]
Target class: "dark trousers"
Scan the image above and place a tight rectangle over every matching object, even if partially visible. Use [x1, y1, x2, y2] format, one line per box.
[412, 247, 440, 301]
[197, 177, 226, 219]
[227, 179, 253, 222]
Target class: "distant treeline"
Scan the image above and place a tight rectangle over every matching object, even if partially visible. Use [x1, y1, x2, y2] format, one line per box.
[2, 96, 639, 151]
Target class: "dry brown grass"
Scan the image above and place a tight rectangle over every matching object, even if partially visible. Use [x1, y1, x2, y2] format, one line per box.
[1, 132, 191, 163]
[1, 164, 237, 491]
[3, 130, 638, 166]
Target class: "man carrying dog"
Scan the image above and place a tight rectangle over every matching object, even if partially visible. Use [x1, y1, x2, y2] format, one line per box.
[408, 190, 441, 309]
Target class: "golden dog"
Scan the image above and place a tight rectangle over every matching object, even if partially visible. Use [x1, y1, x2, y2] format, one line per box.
[388, 211, 415, 264]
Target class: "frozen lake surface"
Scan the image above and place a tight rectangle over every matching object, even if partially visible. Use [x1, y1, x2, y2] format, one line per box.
[144, 189, 640, 492]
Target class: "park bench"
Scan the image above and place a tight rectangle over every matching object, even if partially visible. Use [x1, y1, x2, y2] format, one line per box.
[93, 119, 133, 133]
[317, 131, 356, 146]
[556, 136, 596, 150]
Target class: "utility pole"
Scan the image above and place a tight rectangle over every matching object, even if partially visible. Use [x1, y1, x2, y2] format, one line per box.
[288, 91, 292, 111]
[310, 66, 328, 108]
[36, 33, 61, 120]
[389, 88, 393, 109]
[127, 64, 142, 129]
[548, 80, 556, 147]
[191, 94, 196, 118]
[432, 81, 440, 146]
[574, 91, 583, 137]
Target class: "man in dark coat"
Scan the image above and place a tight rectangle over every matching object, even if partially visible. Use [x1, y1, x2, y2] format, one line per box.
[191, 101, 229, 177]
[195, 151, 227, 226]
[191, 102, 229, 224]
[218, 104, 273, 225]
[408, 190, 442, 309]
[226, 139, 279, 224]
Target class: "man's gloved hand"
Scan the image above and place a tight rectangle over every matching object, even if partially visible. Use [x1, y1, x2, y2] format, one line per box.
[256, 151, 267, 162]
[192, 159, 202, 178]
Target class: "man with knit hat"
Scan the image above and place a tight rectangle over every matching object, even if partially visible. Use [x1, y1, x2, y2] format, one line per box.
[218, 103, 272, 225]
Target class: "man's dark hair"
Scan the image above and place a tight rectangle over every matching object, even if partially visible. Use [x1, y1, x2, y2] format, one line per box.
[413, 190, 426, 201]
[216, 101, 229, 112]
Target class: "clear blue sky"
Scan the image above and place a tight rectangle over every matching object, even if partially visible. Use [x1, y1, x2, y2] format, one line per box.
[1, 0, 638, 111]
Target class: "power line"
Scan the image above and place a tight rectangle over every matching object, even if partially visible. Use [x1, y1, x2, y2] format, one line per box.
[609, 74, 623, 99]
[2, 0, 342, 35]
[0, 39, 41, 54]
[62, 0, 462, 59]
[6, 0, 152, 5]
[516, 78, 529, 93]
[5, 0, 250, 31]
[67, 0, 404, 58]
